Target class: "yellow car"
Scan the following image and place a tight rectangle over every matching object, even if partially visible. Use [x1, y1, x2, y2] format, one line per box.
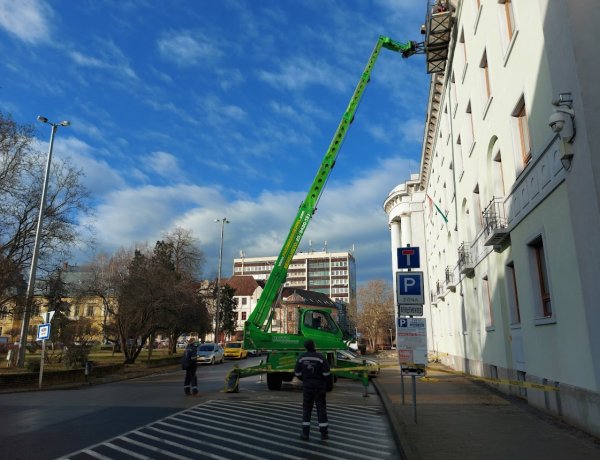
[224, 341, 248, 359]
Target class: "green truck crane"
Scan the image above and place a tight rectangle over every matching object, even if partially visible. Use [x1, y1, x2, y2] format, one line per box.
[229, 36, 422, 392]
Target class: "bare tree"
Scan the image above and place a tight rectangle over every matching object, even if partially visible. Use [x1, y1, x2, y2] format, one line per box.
[357, 280, 395, 351]
[163, 227, 204, 279]
[0, 112, 91, 313]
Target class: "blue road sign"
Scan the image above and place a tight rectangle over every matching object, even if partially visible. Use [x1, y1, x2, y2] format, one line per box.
[37, 323, 51, 340]
[397, 246, 420, 269]
[396, 271, 424, 304]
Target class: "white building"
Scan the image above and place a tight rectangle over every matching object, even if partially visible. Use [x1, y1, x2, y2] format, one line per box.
[384, 0, 600, 436]
[232, 250, 356, 306]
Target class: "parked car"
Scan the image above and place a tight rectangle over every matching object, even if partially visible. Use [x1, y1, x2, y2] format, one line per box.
[224, 341, 248, 359]
[336, 349, 380, 376]
[196, 343, 224, 365]
[247, 349, 262, 357]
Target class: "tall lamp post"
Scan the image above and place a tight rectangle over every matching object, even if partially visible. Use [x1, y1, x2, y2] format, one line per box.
[214, 218, 229, 344]
[16, 116, 70, 367]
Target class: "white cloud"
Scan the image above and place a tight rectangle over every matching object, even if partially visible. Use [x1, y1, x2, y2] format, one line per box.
[68, 48, 138, 81]
[258, 56, 347, 92]
[144, 151, 185, 180]
[401, 118, 425, 144]
[0, 0, 52, 44]
[157, 30, 221, 66]
[81, 154, 417, 281]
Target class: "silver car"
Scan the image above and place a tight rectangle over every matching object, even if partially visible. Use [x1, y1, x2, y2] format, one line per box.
[197, 343, 224, 365]
[336, 349, 380, 376]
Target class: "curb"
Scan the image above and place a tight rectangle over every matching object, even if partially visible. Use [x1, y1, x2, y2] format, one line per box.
[372, 371, 421, 460]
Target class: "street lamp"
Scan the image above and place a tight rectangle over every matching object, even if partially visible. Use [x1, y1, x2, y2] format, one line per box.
[214, 218, 229, 344]
[16, 116, 70, 367]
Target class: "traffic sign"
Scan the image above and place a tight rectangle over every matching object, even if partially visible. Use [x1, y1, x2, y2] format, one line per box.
[37, 323, 51, 341]
[396, 271, 424, 304]
[399, 304, 423, 316]
[397, 246, 420, 269]
[397, 317, 427, 367]
[40, 311, 55, 323]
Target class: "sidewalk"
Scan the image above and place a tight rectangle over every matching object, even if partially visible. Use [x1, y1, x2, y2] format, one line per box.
[372, 361, 600, 460]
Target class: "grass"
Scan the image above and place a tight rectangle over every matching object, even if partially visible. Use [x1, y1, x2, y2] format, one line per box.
[0, 347, 184, 374]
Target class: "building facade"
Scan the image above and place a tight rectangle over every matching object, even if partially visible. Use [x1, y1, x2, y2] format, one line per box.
[232, 250, 357, 307]
[384, 0, 600, 436]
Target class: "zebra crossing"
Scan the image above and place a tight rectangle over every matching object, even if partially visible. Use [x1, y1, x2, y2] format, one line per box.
[59, 399, 398, 459]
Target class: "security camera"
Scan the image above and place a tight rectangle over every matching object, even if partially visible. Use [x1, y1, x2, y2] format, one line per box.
[549, 107, 574, 141]
[548, 111, 566, 133]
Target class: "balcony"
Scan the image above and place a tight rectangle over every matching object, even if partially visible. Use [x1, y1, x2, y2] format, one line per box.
[458, 242, 475, 278]
[445, 266, 457, 292]
[424, 0, 453, 74]
[436, 280, 445, 301]
[482, 197, 511, 252]
[430, 289, 438, 306]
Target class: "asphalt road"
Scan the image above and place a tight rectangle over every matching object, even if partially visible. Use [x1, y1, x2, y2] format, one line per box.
[0, 358, 398, 460]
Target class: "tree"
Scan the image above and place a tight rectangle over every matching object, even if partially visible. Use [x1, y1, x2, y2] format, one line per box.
[218, 284, 237, 341]
[0, 112, 91, 314]
[108, 238, 210, 364]
[163, 227, 204, 279]
[357, 280, 395, 351]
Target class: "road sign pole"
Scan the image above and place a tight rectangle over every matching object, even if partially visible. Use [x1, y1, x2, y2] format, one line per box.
[38, 339, 45, 389]
[412, 375, 418, 424]
[400, 370, 405, 405]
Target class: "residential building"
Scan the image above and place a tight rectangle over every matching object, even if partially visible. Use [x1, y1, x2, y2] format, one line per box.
[232, 250, 356, 307]
[223, 275, 347, 338]
[384, 0, 600, 436]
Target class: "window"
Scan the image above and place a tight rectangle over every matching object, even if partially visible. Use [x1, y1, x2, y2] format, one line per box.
[241, 297, 247, 305]
[455, 135, 464, 180]
[74, 305, 80, 317]
[512, 96, 532, 166]
[465, 101, 475, 152]
[506, 262, 521, 325]
[86, 304, 95, 317]
[483, 276, 494, 329]
[500, 0, 515, 42]
[480, 51, 492, 111]
[492, 147, 506, 198]
[498, 0, 517, 56]
[451, 73, 458, 114]
[529, 237, 553, 319]
[459, 29, 468, 79]
[472, 184, 483, 233]
[241, 311, 247, 321]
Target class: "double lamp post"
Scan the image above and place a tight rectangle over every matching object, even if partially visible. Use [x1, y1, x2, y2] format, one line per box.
[16, 116, 70, 367]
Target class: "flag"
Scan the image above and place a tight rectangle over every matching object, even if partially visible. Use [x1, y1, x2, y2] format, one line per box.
[427, 194, 449, 224]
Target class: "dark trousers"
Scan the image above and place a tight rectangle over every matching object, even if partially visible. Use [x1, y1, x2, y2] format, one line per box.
[184, 365, 198, 394]
[302, 387, 328, 434]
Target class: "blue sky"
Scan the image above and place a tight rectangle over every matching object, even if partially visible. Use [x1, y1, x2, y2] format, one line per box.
[0, 0, 429, 284]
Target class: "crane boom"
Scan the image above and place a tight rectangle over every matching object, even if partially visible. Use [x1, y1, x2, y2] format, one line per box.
[244, 36, 419, 337]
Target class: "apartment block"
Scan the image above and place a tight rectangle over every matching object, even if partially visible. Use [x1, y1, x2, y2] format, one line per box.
[232, 250, 356, 307]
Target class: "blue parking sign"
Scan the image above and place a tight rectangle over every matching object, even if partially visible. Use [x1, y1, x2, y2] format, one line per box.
[396, 271, 424, 305]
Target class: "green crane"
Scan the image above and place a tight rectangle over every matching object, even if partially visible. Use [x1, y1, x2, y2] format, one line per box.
[232, 36, 422, 392]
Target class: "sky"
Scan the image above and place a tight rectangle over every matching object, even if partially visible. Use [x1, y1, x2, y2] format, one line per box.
[0, 0, 430, 285]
